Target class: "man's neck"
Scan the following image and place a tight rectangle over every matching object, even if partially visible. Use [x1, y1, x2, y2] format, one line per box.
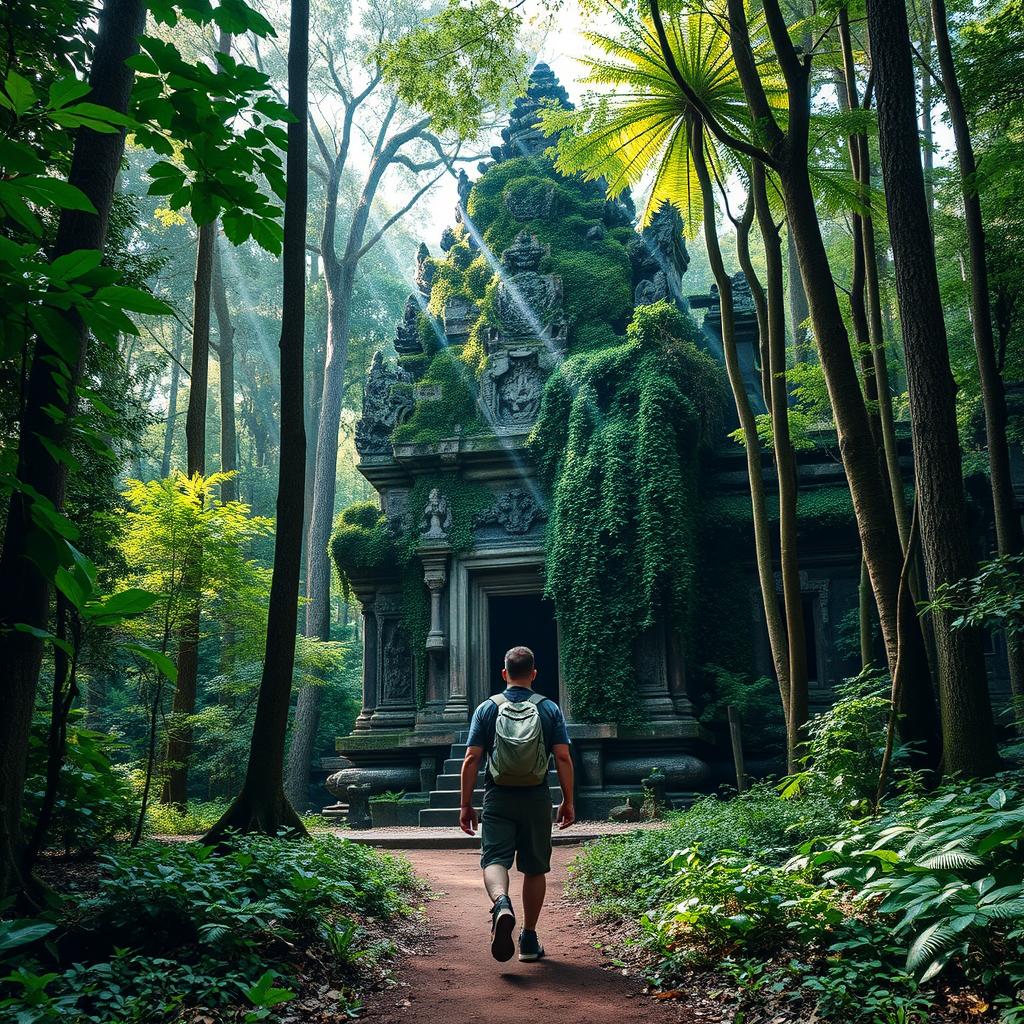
[507, 679, 533, 690]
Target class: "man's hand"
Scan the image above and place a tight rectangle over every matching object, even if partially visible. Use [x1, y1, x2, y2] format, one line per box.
[556, 801, 575, 830]
[459, 804, 479, 836]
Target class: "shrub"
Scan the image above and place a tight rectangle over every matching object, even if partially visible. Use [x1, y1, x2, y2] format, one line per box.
[144, 799, 229, 836]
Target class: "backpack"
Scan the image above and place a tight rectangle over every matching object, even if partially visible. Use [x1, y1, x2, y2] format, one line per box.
[487, 692, 549, 787]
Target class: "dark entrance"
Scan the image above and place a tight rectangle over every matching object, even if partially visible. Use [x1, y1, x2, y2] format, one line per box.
[487, 594, 560, 700]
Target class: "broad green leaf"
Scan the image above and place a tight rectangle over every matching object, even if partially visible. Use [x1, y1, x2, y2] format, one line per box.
[93, 285, 172, 316]
[48, 77, 91, 110]
[18, 177, 97, 213]
[50, 249, 103, 282]
[0, 920, 57, 952]
[5, 71, 36, 115]
[124, 642, 178, 682]
[89, 587, 160, 617]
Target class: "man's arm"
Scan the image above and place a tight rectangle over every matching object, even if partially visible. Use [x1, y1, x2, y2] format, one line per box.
[460, 746, 484, 835]
[552, 743, 575, 830]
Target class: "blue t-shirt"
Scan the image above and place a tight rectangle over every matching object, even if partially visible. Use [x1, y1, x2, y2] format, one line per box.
[466, 687, 571, 789]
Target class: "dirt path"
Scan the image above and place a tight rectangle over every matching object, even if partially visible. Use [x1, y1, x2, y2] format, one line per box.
[362, 846, 689, 1024]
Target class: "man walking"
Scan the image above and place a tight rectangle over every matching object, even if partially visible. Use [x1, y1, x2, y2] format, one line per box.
[459, 645, 575, 963]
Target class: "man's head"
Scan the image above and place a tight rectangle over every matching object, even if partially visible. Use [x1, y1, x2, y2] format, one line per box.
[502, 645, 537, 685]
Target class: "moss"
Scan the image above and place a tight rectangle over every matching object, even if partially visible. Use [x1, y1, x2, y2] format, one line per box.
[706, 485, 858, 533]
[391, 348, 488, 445]
[329, 501, 398, 601]
[528, 302, 727, 724]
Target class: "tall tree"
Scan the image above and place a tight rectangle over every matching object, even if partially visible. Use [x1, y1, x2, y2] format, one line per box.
[205, 0, 310, 841]
[866, 0, 998, 775]
[0, 0, 146, 902]
[931, 0, 1024, 716]
[284, 6, 464, 809]
[161, 322, 184, 478]
[212, 233, 238, 504]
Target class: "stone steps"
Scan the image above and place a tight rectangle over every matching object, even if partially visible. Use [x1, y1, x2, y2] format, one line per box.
[420, 742, 558, 826]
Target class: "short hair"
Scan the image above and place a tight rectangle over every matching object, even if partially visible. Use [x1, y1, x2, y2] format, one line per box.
[504, 646, 535, 680]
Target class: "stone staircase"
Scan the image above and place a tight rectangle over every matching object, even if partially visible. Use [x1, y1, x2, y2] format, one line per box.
[419, 733, 561, 827]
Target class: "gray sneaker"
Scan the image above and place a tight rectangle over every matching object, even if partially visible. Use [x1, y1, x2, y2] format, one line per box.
[518, 929, 545, 962]
[489, 895, 515, 962]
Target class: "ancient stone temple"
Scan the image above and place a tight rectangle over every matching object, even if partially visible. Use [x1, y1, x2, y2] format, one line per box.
[326, 64, 1014, 822]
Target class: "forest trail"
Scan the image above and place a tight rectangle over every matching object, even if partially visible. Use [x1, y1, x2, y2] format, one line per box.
[361, 846, 692, 1024]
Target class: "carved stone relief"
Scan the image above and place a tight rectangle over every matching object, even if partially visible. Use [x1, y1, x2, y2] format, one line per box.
[480, 349, 545, 430]
[354, 352, 414, 456]
[475, 487, 547, 535]
[394, 294, 422, 355]
[381, 625, 413, 704]
[420, 488, 452, 541]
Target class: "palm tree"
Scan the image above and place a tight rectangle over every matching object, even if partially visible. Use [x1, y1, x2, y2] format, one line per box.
[541, 4, 809, 764]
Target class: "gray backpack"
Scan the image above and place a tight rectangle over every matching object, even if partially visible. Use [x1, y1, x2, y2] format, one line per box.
[487, 692, 549, 786]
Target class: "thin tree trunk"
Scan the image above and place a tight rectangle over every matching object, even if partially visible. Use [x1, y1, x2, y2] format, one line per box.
[787, 223, 810, 360]
[161, 322, 183, 478]
[932, 0, 1024, 719]
[205, 0, 309, 842]
[0, 0, 145, 904]
[717, 0, 940, 767]
[690, 119, 792, 729]
[734, 199, 771, 409]
[753, 161, 808, 770]
[161, 219, 214, 809]
[867, 0, 999, 776]
[212, 232, 238, 504]
[919, 17, 935, 221]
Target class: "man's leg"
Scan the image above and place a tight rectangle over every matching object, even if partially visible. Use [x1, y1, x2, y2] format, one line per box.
[522, 872, 546, 930]
[483, 863, 510, 903]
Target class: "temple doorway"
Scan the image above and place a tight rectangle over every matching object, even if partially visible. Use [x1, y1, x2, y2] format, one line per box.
[486, 593, 560, 700]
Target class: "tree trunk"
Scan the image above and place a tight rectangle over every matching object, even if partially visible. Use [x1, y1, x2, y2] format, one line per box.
[161, 218, 214, 809]
[919, 17, 935, 221]
[690, 119, 792, 731]
[753, 161, 808, 770]
[932, 0, 1024, 719]
[722, 0, 940, 767]
[204, 0, 309, 842]
[161, 322, 183, 478]
[786, 222, 810, 360]
[0, 0, 145, 904]
[212, 232, 238, 504]
[859, 558, 874, 669]
[867, 0, 999, 776]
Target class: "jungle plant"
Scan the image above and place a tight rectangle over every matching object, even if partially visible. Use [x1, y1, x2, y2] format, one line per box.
[530, 300, 724, 723]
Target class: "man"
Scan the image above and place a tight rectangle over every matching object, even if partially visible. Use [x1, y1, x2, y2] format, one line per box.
[460, 645, 575, 964]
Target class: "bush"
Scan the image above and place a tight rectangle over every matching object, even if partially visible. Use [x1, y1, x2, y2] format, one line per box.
[144, 799, 229, 835]
[0, 834, 421, 1023]
[568, 782, 838, 916]
[22, 712, 136, 855]
[698, 663, 787, 761]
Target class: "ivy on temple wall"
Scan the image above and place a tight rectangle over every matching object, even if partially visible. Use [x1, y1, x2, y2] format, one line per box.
[528, 301, 726, 724]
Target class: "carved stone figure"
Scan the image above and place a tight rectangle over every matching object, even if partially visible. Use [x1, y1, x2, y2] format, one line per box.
[475, 487, 547, 535]
[500, 230, 547, 273]
[354, 352, 414, 456]
[479, 349, 545, 430]
[382, 626, 413, 703]
[488, 232, 566, 349]
[394, 295, 422, 355]
[420, 487, 452, 540]
[630, 200, 689, 306]
[414, 242, 434, 296]
[456, 168, 472, 209]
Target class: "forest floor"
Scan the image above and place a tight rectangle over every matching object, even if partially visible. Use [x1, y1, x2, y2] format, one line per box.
[359, 846, 718, 1024]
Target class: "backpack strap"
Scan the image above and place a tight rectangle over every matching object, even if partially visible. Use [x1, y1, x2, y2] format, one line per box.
[527, 692, 547, 706]
[489, 693, 508, 708]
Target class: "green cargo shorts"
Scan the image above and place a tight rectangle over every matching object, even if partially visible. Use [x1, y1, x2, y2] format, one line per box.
[480, 784, 553, 875]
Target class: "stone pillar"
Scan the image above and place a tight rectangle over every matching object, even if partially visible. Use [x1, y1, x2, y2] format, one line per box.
[421, 552, 448, 652]
[668, 626, 694, 717]
[352, 599, 378, 732]
[634, 622, 681, 722]
[417, 549, 450, 726]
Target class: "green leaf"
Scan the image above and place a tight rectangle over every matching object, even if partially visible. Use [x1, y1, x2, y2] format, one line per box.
[245, 971, 295, 1009]
[18, 177, 97, 213]
[50, 249, 103, 282]
[28, 307, 79, 365]
[0, 920, 57, 952]
[0, 137, 45, 173]
[89, 588, 160, 617]
[93, 285, 172, 316]
[5, 71, 36, 115]
[124, 642, 178, 682]
[48, 77, 91, 110]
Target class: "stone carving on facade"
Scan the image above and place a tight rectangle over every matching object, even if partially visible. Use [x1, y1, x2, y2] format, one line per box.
[479, 349, 545, 430]
[381, 625, 413, 703]
[383, 490, 409, 538]
[394, 294, 422, 355]
[354, 352, 414, 456]
[475, 487, 547, 535]
[420, 488, 452, 541]
[630, 200, 689, 306]
[442, 293, 476, 344]
[486, 232, 567, 351]
[414, 242, 434, 295]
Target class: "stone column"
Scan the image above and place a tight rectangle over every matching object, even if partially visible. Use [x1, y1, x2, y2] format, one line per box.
[635, 622, 682, 722]
[352, 599, 378, 732]
[417, 548, 450, 725]
[422, 552, 448, 652]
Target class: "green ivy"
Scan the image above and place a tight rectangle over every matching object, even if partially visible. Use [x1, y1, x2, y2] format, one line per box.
[329, 502, 396, 603]
[391, 348, 487, 445]
[528, 302, 726, 723]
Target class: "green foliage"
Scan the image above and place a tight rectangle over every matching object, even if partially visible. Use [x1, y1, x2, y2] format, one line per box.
[22, 712, 136, 854]
[529, 301, 725, 722]
[391, 347, 488, 444]
[568, 782, 837, 917]
[330, 501, 398, 595]
[706, 484, 857, 533]
[924, 553, 1024, 637]
[698, 663, 787, 760]
[144, 798, 230, 836]
[0, 834, 419, 1023]
[376, 0, 528, 139]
